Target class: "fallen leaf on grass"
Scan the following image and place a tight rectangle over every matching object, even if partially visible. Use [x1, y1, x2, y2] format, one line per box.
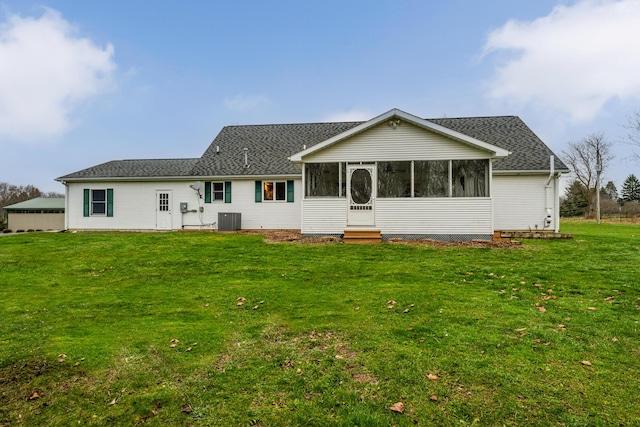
[537, 306, 547, 312]
[604, 296, 614, 301]
[335, 354, 344, 359]
[389, 402, 405, 413]
[558, 324, 566, 329]
[237, 297, 246, 302]
[612, 337, 618, 342]
[430, 395, 438, 401]
[403, 308, 410, 313]
[170, 339, 180, 343]
[252, 305, 259, 310]
[427, 374, 438, 382]
[185, 347, 192, 352]
[387, 300, 397, 305]
[204, 303, 210, 307]
[28, 392, 40, 400]
[387, 305, 394, 310]
[587, 307, 598, 311]
[581, 360, 592, 366]
[181, 403, 192, 414]
[237, 302, 244, 306]
[169, 344, 177, 348]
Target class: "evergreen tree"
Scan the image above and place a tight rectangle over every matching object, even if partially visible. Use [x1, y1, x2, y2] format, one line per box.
[601, 181, 618, 201]
[560, 180, 589, 217]
[621, 174, 640, 202]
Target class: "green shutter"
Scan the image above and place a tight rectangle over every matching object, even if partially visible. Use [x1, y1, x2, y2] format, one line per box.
[224, 181, 232, 203]
[255, 181, 262, 203]
[287, 180, 294, 202]
[106, 188, 114, 217]
[83, 189, 90, 217]
[204, 182, 211, 203]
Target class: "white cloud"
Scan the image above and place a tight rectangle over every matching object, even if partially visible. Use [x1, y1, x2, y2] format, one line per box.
[223, 94, 269, 112]
[323, 108, 372, 122]
[483, 0, 640, 122]
[0, 8, 116, 141]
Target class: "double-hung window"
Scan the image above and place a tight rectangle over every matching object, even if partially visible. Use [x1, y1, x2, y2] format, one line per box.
[83, 188, 114, 217]
[92, 190, 106, 214]
[205, 182, 232, 203]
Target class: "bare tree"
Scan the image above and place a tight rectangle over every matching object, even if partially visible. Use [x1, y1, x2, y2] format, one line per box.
[625, 111, 640, 161]
[562, 133, 614, 218]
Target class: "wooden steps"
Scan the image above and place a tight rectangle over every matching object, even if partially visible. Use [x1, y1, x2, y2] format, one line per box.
[343, 228, 382, 244]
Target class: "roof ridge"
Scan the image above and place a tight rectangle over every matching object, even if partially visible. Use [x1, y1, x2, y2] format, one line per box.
[222, 121, 366, 128]
[113, 158, 199, 162]
[428, 115, 519, 120]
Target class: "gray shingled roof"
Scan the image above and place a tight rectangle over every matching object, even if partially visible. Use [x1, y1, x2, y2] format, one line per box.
[56, 115, 568, 180]
[428, 116, 569, 171]
[58, 158, 199, 180]
[189, 122, 363, 176]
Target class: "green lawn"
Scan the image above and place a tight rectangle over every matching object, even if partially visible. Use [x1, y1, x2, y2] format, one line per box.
[1, 222, 638, 426]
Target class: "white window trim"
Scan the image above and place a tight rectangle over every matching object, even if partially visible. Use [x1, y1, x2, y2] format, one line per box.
[91, 189, 107, 216]
[263, 180, 287, 202]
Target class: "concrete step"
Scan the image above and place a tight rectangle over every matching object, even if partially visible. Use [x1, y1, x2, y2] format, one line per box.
[499, 231, 573, 239]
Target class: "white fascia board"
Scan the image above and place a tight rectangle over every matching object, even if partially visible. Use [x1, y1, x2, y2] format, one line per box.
[492, 170, 569, 175]
[195, 174, 301, 181]
[56, 176, 198, 183]
[289, 108, 510, 162]
[58, 174, 302, 183]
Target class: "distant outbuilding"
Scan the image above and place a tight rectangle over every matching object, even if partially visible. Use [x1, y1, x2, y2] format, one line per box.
[3, 197, 65, 231]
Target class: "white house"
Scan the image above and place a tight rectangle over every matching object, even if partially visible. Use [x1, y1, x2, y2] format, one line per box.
[56, 109, 569, 240]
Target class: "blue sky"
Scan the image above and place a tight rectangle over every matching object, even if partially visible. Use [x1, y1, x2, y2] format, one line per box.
[2, 0, 640, 193]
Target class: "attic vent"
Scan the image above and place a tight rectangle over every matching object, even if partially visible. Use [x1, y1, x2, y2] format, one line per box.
[216, 145, 220, 153]
[243, 148, 250, 168]
[388, 119, 401, 129]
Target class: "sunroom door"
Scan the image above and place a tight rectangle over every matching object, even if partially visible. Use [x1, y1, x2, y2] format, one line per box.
[347, 164, 375, 226]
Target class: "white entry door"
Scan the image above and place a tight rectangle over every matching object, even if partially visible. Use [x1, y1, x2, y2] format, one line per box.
[156, 190, 172, 230]
[347, 165, 375, 226]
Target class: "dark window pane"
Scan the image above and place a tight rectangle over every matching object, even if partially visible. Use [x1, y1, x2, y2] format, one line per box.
[452, 160, 488, 197]
[305, 163, 340, 197]
[414, 161, 449, 197]
[377, 161, 411, 197]
[350, 168, 372, 204]
[92, 190, 106, 202]
[275, 181, 286, 200]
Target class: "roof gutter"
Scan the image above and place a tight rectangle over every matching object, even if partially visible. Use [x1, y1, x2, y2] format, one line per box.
[56, 174, 303, 183]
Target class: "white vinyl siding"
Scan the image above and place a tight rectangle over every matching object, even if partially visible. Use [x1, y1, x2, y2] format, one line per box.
[304, 121, 491, 163]
[302, 199, 347, 234]
[493, 175, 554, 231]
[66, 179, 302, 231]
[302, 198, 492, 235]
[375, 199, 492, 234]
